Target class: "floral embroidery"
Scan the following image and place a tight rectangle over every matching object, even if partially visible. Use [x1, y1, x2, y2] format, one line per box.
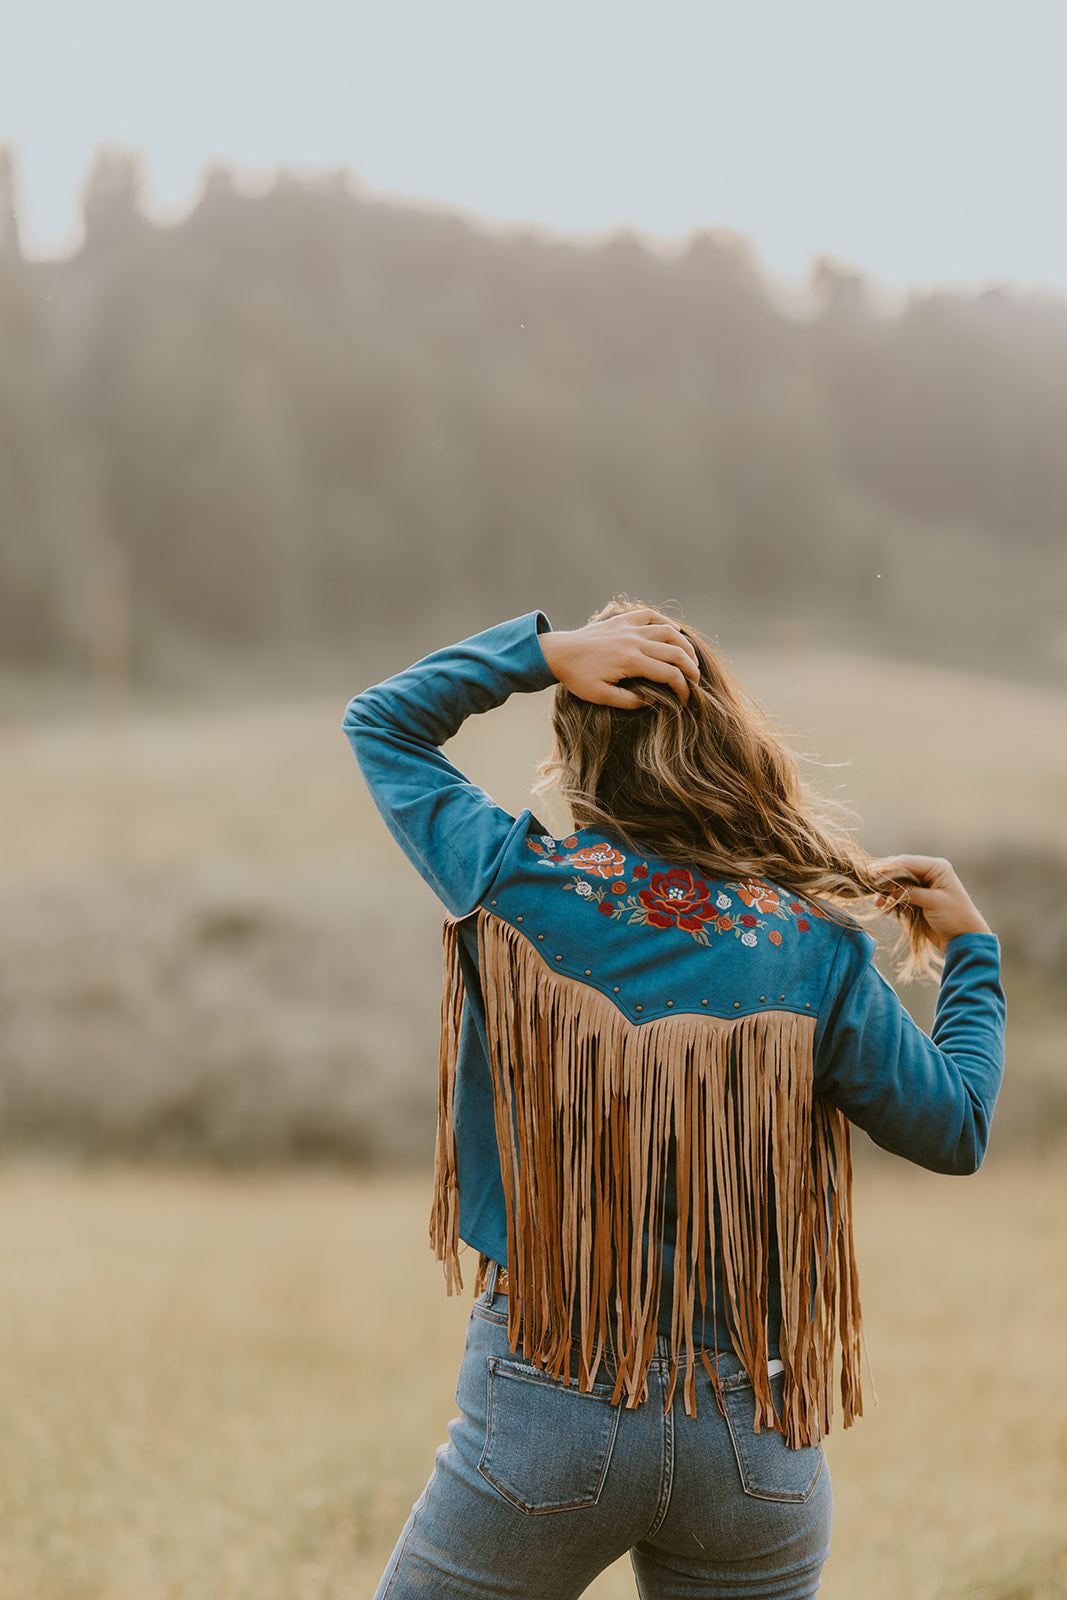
[527, 837, 627, 878]
[568, 844, 627, 879]
[526, 838, 564, 862]
[528, 831, 818, 951]
[543, 844, 825, 953]
[734, 878, 782, 914]
[635, 869, 719, 932]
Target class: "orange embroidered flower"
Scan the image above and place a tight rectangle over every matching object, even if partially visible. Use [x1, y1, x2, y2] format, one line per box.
[611, 881, 628, 893]
[563, 835, 578, 848]
[768, 930, 782, 946]
[567, 844, 627, 879]
[717, 914, 733, 931]
[735, 878, 780, 914]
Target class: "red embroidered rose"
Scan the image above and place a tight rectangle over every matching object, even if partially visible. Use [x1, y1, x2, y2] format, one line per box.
[796, 919, 810, 931]
[632, 865, 648, 879]
[611, 881, 627, 893]
[637, 869, 717, 932]
[735, 878, 781, 914]
[768, 930, 782, 946]
[598, 900, 616, 917]
[567, 844, 627, 879]
[740, 914, 757, 928]
[789, 901, 802, 913]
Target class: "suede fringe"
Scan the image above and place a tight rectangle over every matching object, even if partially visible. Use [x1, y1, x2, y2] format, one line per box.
[429, 909, 866, 1447]
[429, 917, 465, 1295]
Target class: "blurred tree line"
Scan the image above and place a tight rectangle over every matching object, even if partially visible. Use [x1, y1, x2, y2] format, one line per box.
[1, 142, 1065, 685]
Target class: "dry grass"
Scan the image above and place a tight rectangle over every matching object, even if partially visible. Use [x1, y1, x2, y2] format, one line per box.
[0, 1160, 1063, 1600]
[2, 644, 1066, 877]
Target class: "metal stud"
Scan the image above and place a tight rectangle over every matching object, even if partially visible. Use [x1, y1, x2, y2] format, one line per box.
[780, 994, 785, 1001]
[613, 986, 620, 993]
[537, 933, 545, 941]
[636, 1005, 643, 1012]
[584, 969, 592, 977]
[666, 1000, 673, 1008]
[805, 1002, 811, 1009]
[555, 955, 563, 962]
[759, 996, 765, 1003]
[490, 900, 497, 907]
[701, 999, 708, 1006]
[517, 916, 523, 923]
[733, 1001, 741, 1009]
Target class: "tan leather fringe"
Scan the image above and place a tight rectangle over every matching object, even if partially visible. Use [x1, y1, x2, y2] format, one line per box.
[429, 917, 465, 1294]
[431, 909, 865, 1447]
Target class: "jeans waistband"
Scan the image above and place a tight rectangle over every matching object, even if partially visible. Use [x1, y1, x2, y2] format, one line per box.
[480, 1260, 784, 1377]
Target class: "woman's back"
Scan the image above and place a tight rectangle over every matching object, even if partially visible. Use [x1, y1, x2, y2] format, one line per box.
[344, 607, 1005, 1449]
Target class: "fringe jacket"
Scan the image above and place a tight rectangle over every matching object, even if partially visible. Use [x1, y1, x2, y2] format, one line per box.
[343, 612, 1006, 1447]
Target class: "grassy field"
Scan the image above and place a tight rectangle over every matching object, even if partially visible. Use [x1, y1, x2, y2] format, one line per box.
[0, 1160, 1063, 1600]
[2, 643, 1066, 875]
[0, 643, 1064, 1595]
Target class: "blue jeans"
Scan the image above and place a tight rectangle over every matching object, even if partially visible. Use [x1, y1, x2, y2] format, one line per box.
[374, 1269, 832, 1599]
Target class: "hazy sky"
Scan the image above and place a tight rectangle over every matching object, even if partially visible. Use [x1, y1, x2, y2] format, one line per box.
[5, 0, 1066, 292]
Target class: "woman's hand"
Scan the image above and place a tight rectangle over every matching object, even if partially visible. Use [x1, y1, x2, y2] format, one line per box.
[540, 609, 701, 709]
[872, 854, 993, 952]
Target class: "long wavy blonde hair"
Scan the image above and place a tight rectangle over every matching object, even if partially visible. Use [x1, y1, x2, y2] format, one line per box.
[535, 598, 939, 982]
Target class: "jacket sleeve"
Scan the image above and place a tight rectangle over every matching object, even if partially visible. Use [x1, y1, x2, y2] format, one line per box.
[813, 928, 1006, 1175]
[342, 612, 557, 917]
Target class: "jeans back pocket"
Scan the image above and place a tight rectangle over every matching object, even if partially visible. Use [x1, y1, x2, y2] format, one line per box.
[479, 1356, 622, 1515]
[720, 1371, 825, 1502]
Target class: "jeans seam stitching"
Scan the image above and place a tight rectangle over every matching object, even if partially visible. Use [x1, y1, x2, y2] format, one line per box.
[646, 1373, 674, 1538]
[379, 1460, 438, 1599]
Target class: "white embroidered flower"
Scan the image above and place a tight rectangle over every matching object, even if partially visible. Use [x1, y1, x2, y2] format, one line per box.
[716, 893, 732, 910]
[541, 835, 557, 850]
[575, 881, 594, 899]
[741, 931, 757, 947]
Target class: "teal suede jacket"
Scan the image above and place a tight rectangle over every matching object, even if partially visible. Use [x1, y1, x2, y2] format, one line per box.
[343, 611, 1006, 1441]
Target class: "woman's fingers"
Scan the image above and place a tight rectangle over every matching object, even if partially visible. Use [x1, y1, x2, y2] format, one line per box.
[872, 853, 949, 887]
[638, 635, 702, 680]
[628, 641, 701, 700]
[869, 853, 992, 947]
[598, 684, 649, 710]
[542, 609, 702, 707]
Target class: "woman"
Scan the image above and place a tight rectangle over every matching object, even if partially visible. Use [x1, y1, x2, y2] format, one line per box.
[344, 602, 1005, 1600]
